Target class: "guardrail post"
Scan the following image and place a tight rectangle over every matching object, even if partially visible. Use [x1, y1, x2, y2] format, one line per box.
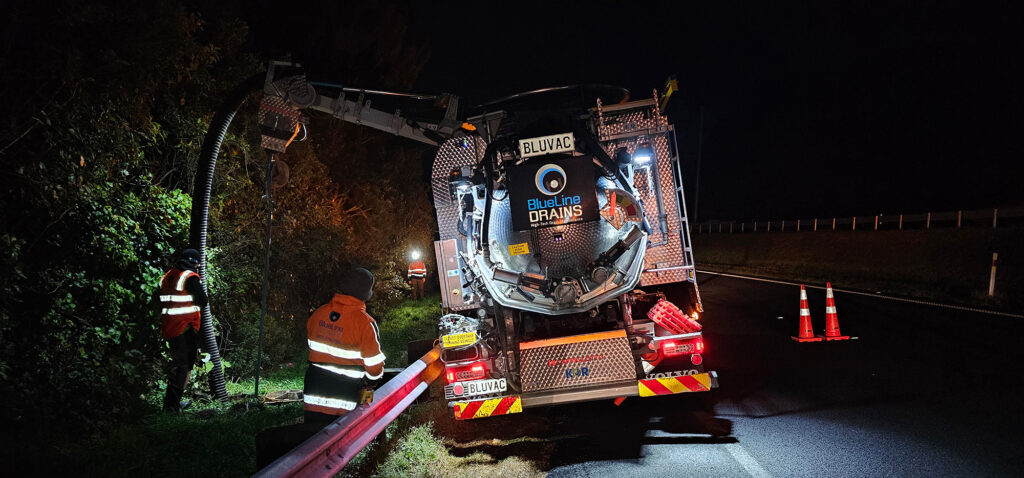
[767, 221, 771, 232]
[874, 215, 879, 230]
[989, 252, 998, 296]
[899, 214, 903, 230]
[926, 212, 931, 229]
[832, 218, 836, 230]
[993, 208, 998, 228]
[957, 210, 962, 228]
[741, 222, 745, 233]
[781, 220, 785, 232]
[754, 221, 757, 232]
[797, 219, 801, 232]
[729, 223, 733, 233]
[719, 223, 723, 233]
[814, 219, 818, 231]
[852, 216, 856, 231]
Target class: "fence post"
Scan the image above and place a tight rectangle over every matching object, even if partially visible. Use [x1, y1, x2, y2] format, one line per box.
[852, 216, 857, 231]
[989, 252, 998, 297]
[719, 223, 723, 233]
[899, 214, 903, 230]
[741, 222, 745, 233]
[926, 212, 931, 229]
[993, 208, 998, 229]
[797, 219, 801, 232]
[874, 215, 879, 230]
[832, 218, 836, 230]
[781, 220, 785, 232]
[768, 221, 771, 232]
[814, 218, 818, 231]
[729, 223, 733, 233]
[957, 210, 962, 228]
[754, 221, 758, 232]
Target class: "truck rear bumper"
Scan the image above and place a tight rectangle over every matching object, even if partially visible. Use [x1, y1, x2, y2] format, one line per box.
[451, 371, 718, 419]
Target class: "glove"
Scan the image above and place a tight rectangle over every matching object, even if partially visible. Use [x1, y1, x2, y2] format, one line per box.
[359, 388, 374, 405]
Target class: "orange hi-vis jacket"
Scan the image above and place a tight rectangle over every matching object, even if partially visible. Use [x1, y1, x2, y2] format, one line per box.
[408, 260, 427, 279]
[304, 294, 385, 414]
[158, 268, 201, 339]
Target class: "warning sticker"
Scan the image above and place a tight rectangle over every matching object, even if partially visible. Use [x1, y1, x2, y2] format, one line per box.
[442, 332, 477, 349]
[509, 243, 530, 256]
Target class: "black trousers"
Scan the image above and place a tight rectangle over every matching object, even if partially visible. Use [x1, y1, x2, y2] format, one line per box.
[303, 363, 363, 422]
[411, 278, 425, 299]
[164, 328, 198, 411]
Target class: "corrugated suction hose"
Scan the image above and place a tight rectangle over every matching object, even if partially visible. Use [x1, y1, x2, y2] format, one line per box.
[189, 72, 265, 401]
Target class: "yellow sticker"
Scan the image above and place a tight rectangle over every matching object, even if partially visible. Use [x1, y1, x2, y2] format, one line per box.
[442, 332, 477, 349]
[509, 243, 530, 256]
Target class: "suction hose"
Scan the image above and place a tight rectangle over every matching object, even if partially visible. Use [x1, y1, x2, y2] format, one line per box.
[189, 72, 265, 401]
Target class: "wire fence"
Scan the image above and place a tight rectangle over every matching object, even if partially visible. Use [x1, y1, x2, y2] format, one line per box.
[695, 207, 1024, 234]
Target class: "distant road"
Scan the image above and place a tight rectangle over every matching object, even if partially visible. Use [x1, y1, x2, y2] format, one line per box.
[445, 272, 1024, 477]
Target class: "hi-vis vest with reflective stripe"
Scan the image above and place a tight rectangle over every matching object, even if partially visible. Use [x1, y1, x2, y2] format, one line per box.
[159, 268, 201, 339]
[408, 260, 427, 279]
[306, 294, 385, 381]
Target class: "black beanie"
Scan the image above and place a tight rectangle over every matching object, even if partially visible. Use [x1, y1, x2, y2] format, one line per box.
[339, 268, 374, 302]
[176, 248, 201, 271]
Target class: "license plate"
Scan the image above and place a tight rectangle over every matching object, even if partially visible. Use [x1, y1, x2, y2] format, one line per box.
[518, 132, 575, 158]
[442, 332, 477, 349]
[445, 378, 507, 399]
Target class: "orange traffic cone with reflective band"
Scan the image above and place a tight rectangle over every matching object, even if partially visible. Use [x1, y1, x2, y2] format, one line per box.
[792, 285, 823, 342]
[819, 282, 850, 341]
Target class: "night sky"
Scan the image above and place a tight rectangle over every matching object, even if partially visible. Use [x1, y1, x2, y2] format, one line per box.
[258, 1, 1024, 221]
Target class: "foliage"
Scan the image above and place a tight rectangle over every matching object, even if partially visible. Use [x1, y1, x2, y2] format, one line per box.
[0, 0, 437, 434]
[0, 0, 260, 428]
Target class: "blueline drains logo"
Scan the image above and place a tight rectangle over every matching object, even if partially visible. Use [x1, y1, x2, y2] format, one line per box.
[509, 156, 598, 231]
[527, 163, 582, 224]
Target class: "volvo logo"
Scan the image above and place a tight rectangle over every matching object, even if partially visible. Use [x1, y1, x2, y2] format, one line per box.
[535, 164, 567, 196]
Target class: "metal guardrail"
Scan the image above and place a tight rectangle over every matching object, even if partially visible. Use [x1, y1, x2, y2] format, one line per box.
[253, 346, 443, 478]
[696, 206, 1024, 233]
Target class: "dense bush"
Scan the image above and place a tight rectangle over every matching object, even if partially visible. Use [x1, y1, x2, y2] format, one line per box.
[0, 0, 435, 429]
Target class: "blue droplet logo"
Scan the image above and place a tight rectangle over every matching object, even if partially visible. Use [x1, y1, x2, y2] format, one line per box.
[535, 164, 566, 196]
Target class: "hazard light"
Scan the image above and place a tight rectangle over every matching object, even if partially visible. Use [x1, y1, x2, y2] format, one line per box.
[445, 361, 487, 383]
[661, 337, 704, 357]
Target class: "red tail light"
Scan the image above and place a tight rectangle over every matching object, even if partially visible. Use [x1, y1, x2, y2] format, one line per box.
[661, 337, 705, 357]
[444, 361, 487, 383]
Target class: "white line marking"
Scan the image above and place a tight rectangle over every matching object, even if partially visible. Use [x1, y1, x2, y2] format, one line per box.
[724, 443, 773, 478]
[698, 270, 1024, 319]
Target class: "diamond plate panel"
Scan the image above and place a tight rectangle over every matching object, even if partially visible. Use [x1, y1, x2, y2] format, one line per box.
[519, 333, 636, 392]
[432, 137, 487, 241]
[596, 103, 691, 286]
[431, 137, 487, 311]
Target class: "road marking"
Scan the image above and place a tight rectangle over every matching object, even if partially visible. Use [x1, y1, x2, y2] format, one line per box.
[724, 443, 773, 478]
[698, 270, 1024, 319]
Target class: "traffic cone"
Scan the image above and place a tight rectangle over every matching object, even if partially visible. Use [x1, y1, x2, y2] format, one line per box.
[792, 285, 823, 342]
[819, 282, 850, 341]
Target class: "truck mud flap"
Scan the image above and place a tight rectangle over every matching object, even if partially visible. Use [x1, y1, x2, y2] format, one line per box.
[453, 395, 522, 420]
[638, 371, 718, 397]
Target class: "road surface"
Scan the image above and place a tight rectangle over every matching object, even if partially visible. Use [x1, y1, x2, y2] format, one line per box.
[442, 272, 1024, 477]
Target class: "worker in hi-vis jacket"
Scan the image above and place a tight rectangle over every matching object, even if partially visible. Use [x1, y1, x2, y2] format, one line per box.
[303, 268, 385, 425]
[407, 251, 427, 300]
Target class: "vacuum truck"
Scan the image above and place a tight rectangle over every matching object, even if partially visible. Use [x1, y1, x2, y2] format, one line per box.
[427, 86, 717, 420]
